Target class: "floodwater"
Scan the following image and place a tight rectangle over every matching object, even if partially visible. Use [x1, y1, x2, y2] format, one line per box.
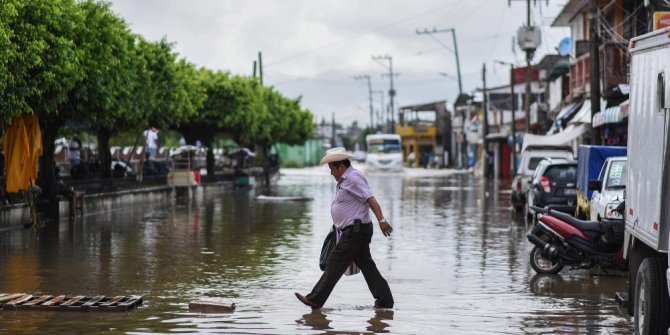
[0, 166, 633, 334]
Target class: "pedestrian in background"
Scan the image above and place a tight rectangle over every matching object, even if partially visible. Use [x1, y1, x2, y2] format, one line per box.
[144, 127, 159, 160]
[68, 135, 82, 170]
[295, 147, 394, 309]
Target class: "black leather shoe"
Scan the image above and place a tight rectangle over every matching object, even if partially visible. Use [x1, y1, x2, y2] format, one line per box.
[295, 292, 321, 309]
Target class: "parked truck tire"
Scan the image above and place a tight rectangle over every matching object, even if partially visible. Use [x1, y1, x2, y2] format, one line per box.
[634, 257, 670, 335]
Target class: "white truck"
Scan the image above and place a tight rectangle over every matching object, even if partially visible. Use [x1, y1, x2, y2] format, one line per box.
[625, 27, 670, 334]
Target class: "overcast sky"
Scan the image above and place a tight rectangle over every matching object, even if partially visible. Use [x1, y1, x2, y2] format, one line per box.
[108, 0, 569, 127]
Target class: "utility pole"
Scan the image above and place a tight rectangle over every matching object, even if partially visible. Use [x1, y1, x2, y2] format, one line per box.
[374, 90, 385, 130]
[416, 27, 463, 95]
[509, 0, 543, 134]
[372, 55, 397, 132]
[589, 0, 600, 145]
[482, 63, 490, 179]
[509, 65, 516, 174]
[258, 52, 263, 85]
[495, 60, 517, 174]
[524, 0, 532, 134]
[354, 75, 375, 130]
[331, 112, 336, 148]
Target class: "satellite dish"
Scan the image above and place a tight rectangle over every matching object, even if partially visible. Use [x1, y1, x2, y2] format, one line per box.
[557, 37, 573, 56]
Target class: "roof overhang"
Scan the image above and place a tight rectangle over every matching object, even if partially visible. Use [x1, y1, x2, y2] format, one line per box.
[399, 100, 447, 112]
[552, 0, 588, 27]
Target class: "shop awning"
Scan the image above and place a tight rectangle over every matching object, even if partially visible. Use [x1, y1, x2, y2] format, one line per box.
[568, 100, 592, 124]
[547, 102, 581, 134]
[522, 123, 588, 153]
[620, 99, 630, 118]
[592, 104, 625, 128]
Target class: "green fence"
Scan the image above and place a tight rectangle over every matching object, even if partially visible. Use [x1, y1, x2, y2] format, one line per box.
[275, 139, 324, 168]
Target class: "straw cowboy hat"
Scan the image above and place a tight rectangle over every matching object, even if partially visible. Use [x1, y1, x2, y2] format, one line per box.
[320, 147, 355, 165]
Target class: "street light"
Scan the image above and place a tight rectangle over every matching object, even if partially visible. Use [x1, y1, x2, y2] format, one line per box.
[494, 60, 517, 174]
[417, 27, 463, 95]
[438, 72, 458, 81]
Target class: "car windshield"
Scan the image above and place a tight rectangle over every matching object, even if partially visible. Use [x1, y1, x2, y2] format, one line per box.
[544, 165, 577, 182]
[368, 140, 401, 154]
[606, 160, 627, 189]
[528, 156, 569, 171]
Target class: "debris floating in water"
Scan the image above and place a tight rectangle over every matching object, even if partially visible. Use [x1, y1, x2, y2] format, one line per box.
[255, 195, 313, 201]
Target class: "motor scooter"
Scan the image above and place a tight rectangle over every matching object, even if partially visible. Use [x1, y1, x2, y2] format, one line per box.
[526, 203, 626, 274]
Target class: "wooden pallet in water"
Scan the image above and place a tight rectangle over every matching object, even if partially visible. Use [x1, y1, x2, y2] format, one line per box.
[0, 293, 143, 312]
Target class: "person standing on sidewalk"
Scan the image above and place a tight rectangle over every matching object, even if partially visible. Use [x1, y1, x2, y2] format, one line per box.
[143, 126, 159, 160]
[295, 147, 394, 309]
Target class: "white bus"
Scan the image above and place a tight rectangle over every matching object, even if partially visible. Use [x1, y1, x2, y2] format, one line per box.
[365, 134, 403, 172]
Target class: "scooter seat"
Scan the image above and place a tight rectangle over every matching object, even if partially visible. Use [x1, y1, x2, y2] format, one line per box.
[548, 209, 600, 233]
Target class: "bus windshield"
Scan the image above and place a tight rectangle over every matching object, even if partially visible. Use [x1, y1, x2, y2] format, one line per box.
[368, 139, 401, 154]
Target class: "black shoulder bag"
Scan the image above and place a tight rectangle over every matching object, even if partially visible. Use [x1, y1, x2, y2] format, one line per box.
[319, 225, 336, 271]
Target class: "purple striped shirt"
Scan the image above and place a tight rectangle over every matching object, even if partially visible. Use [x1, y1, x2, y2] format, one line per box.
[331, 167, 373, 230]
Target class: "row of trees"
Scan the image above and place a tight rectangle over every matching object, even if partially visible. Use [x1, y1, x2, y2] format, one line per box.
[0, 0, 314, 199]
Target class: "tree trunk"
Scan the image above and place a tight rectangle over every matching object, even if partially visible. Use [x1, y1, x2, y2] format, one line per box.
[97, 129, 112, 178]
[262, 144, 270, 186]
[37, 114, 63, 221]
[203, 137, 215, 177]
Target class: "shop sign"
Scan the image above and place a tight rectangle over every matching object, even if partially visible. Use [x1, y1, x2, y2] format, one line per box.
[654, 12, 670, 31]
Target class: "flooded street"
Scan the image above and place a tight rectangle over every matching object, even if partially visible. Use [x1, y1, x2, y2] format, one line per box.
[0, 167, 633, 334]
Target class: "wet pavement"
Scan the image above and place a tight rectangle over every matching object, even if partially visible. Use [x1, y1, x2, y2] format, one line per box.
[0, 166, 633, 334]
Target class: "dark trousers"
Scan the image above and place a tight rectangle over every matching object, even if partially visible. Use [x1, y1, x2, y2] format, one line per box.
[306, 223, 394, 307]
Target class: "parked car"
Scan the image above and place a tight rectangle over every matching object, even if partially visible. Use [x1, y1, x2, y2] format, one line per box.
[575, 145, 627, 219]
[511, 145, 574, 212]
[588, 156, 626, 221]
[525, 158, 578, 223]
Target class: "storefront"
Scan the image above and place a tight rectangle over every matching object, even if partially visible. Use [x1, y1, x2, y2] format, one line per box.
[592, 100, 628, 146]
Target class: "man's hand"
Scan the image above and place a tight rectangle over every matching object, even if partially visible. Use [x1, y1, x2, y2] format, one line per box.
[379, 220, 393, 237]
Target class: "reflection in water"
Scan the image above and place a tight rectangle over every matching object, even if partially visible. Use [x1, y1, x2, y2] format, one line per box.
[297, 310, 332, 331]
[366, 309, 394, 333]
[0, 169, 633, 334]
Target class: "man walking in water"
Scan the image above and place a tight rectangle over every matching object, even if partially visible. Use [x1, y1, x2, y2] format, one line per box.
[295, 147, 394, 309]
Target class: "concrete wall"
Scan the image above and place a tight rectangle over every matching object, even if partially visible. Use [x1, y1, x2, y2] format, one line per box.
[1, 186, 176, 229]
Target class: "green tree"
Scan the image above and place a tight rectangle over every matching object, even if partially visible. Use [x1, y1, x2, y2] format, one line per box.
[0, 0, 83, 124]
[255, 87, 314, 183]
[178, 70, 262, 175]
[64, 0, 145, 178]
[138, 38, 204, 131]
[1, 0, 84, 211]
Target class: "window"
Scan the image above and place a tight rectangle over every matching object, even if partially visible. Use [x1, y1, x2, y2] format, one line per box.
[544, 165, 577, 182]
[528, 157, 545, 171]
[606, 161, 627, 189]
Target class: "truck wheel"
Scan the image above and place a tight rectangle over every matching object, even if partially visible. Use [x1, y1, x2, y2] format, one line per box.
[529, 246, 563, 274]
[634, 257, 670, 335]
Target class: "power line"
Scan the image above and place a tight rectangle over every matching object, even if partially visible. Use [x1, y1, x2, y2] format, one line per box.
[264, 2, 460, 68]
